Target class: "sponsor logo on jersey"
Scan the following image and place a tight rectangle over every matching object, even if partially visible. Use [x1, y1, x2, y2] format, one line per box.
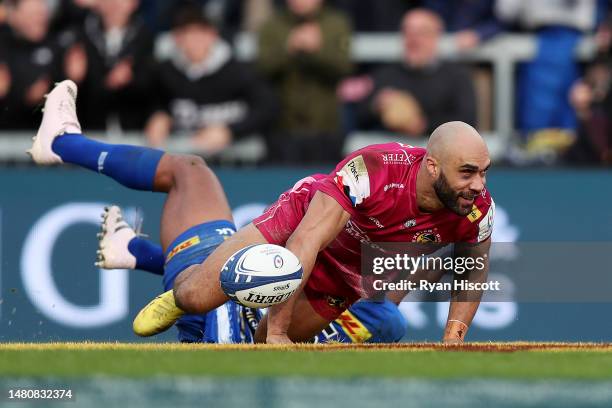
[165, 236, 201, 263]
[369, 216, 384, 229]
[411, 229, 441, 243]
[467, 205, 482, 223]
[381, 150, 417, 165]
[383, 183, 405, 192]
[478, 199, 495, 242]
[404, 219, 417, 228]
[335, 155, 370, 206]
[336, 309, 372, 343]
[344, 220, 384, 251]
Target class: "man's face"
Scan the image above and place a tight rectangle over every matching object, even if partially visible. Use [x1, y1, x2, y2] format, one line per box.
[96, 0, 139, 29]
[287, 0, 323, 18]
[8, 0, 49, 43]
[174, 24, 217, 64]
[433, 157, 490, 216]
[401, 11, 442, 68]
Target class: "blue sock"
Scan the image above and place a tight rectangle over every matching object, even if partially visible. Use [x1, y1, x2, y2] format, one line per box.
[51, 133, 164, 191]
[127, 237, 165, 275]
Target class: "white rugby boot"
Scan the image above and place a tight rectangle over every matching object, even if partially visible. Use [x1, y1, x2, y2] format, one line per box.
[96, 205, 137, 270]
[28, 80, 82, 165]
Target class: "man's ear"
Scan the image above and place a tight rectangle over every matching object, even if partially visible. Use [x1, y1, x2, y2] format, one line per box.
[426, 156, 438, 178]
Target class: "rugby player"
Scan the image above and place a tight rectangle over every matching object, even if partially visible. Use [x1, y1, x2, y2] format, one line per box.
[29, 80, 493, 344]
[97, 205, 407, 344]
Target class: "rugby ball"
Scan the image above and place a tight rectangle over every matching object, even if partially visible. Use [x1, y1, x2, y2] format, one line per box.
[220, 244, 303, 308]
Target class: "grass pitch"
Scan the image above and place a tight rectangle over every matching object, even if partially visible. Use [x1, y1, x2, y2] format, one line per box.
[1, 342, 611, 379]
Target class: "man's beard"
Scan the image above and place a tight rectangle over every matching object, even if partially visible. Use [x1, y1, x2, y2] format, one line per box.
[433, 171, 474, 216]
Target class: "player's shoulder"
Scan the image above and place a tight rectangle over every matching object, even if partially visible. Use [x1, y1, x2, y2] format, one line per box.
[331, 143, 424, 207]
[339, 143, 425, 187]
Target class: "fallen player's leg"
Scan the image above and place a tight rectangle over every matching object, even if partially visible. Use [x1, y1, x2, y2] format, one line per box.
[29, 80, 237, 337]
[97, 207, 407, 344]
[99, 206, 262, 342]
[315, 300, 407, 343]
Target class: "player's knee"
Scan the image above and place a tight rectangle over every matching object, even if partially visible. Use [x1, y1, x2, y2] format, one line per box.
[156, 154, 209, 189]
[173, 154, 208, 175]
[167, 154, 208, 184]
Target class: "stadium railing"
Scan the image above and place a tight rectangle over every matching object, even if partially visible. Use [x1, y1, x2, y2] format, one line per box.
[0, 33, 595, 164]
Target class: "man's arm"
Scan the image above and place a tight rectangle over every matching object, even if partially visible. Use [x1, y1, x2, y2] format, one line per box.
[443, 237, 491, 343]
[266, 191, 350, 344]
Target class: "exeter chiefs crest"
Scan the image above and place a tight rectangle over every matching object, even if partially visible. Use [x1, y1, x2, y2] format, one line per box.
[411, 229, 441, 243]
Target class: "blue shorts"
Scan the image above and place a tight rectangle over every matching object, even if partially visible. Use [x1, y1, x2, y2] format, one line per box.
[163, 220, 236, 292]
[162, 220, 263, 343]
[163, 220, 237, 343]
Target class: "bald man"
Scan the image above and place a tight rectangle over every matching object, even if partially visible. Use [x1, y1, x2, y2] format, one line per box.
[123, 113, 494, 342]
[32, 81, 492, 343]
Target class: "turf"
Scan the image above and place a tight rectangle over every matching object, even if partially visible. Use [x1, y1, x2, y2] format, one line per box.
[1, 343, 612, 379]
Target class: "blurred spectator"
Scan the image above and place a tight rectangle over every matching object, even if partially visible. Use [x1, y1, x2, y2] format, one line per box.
[423, 0, 503, 51]
[496, 0, 601, 135]
[242, 0, 275, 33]
[0, 2, 7, 25]
[0, 0, 63, 130]
[67, 0, 155, 131]
[257, 0, 352, 163]
[331, 0, 418, 32]
[145, 5, 277, 154]
[567, 15, 612, 165]
[50, 0, 96, 34]
[356, 9, 476, 137]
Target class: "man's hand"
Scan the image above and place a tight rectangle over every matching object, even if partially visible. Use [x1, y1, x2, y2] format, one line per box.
[287, 23, 323, 54]
[454, 30, 481, 51]
[265, 191, 350, 342]
[64, 44, 88, 84]
[192, 125, 233, 154]
[376, 88, 427, 136]
[443, 319, 469, 344]
[145, 111, 173, 147]
[106, 58, 133, 90]
[25, 76, 51, 106]
[0, 63, 10, 98]
[443, 238, 492, 343]
[569, 80, 593, 118]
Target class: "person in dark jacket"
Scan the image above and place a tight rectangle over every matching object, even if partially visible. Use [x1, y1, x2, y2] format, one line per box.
[0, 0, 63, 130]
[257, 0, 353, 163]
[357, 9, 477, 138]
[145, 5, 277, 154]
[66, 0, 155, 131]
[567, 11, 612, 166]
